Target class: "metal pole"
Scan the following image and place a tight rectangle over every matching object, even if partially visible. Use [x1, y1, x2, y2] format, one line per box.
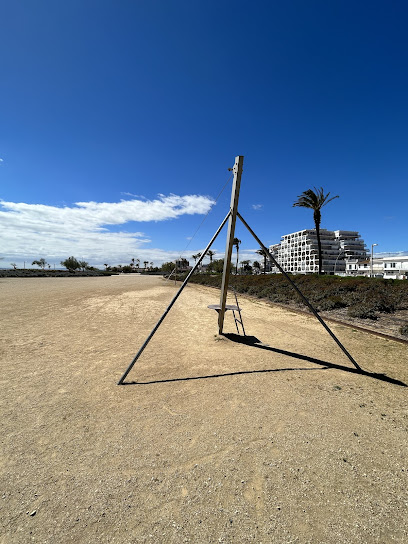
[237, 212, 362, 372]
[371, 243, 378, 278]
[218, 156, 244, 334]
[117, 211, 231, 385]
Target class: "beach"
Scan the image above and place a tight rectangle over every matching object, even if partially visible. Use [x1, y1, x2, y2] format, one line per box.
[1, 275, 407, 543]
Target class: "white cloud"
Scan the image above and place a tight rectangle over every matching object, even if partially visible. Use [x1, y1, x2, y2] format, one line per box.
[252, 204, 263, 210]
[0, 158, 4, 163]
[0, 194, 215, 265]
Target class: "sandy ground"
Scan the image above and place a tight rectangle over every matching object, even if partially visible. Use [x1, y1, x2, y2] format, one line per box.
[1, 275, 407, 544]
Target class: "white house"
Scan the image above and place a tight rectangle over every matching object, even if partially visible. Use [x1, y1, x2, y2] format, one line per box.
[382, 256, 408, 280]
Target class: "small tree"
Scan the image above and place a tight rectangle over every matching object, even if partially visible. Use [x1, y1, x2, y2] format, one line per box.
[233, 238, 241, 274]
[32, 258, 47, 269]
[211, 258, 232, 274]
[61, 256, 81, 271]
[10, 263, 17, 270]
[78, 260, 89, 271]
[161, 261, 175, 274]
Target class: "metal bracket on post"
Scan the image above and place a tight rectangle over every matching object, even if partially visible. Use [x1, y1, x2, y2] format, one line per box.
[218, 155, 244, 334]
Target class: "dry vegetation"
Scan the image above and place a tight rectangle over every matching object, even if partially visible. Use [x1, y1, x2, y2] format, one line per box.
[190, 274, 408, 340]
[1, 275, 407, 543]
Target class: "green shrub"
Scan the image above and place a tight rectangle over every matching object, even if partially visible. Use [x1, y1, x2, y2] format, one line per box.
[317, 295, 347, 311]
[347, 303, 377, 320]
[399, 323, 408, 336]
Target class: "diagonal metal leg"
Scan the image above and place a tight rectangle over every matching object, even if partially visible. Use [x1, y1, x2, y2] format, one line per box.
[237, 212, 362, 372]
[117, 211, 231, 385]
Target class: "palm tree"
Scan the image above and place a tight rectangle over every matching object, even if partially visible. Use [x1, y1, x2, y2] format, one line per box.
[293, 187, 339, 275]
[143, 261, 148, 270]
[207, 250, 216, 263]
[240, 260, 252, 274]
[256, 249, 268, 274]
[233, 238, 241, 274]
[206, 249, 216, 272]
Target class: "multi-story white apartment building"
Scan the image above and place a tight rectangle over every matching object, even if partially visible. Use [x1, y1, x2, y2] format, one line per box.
[269, 229, 367, 274]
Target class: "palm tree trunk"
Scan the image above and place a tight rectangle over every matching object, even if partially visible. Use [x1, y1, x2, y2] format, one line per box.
[314, 210, 322, 274]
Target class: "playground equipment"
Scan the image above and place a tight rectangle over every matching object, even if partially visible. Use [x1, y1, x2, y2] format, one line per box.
[117, 156, 361, 385]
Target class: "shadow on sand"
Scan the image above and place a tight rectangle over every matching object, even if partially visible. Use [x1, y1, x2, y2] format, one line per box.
[122, 333, 406, 388]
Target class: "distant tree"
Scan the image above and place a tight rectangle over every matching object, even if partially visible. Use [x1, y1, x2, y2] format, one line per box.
[191, 253, 199, 264]
[211, 258, 232, 274]
[233, 238, 241, 274]
[143, 261, 148, 270]
[104, 263, 109, 270]
[178, 258, 189, 269]
[78, 260, 89, 271]
[256, 248, 268, 275]
[136, 258, 140, 269]
[293, 187, 339, 275]
[10, 263, 17, 270]
[161, 261, 175, 274]
[253, 260, 261, 273]
[150, 261, 154, 269]
[240, 260, 252, 274]
[61, 256, 81, 271]
[207, 250, 216, 263]
[32, 258, 47, 269]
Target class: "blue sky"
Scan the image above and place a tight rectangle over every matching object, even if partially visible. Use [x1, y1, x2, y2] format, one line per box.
[1, 0, 407, 268]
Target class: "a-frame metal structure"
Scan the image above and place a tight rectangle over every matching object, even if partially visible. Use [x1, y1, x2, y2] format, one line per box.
[118, 156, 361, 385]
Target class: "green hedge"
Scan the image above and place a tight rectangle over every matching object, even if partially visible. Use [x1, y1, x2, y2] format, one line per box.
[188, 274, 408, 320]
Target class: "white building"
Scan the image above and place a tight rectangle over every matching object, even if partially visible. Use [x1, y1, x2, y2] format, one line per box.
[344, 256, 408, 279]
[269, 229, 367, 274]
[381, 256, 408, 279]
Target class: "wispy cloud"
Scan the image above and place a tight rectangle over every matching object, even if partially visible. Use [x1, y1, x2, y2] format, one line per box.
[0, 158, 4, 163]
[252, 204, 263, 210]
[120, 192, 146, 199]
[0, 194, 215, 265]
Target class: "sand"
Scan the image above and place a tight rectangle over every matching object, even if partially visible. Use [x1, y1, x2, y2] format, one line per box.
[1, 275, 407, 543]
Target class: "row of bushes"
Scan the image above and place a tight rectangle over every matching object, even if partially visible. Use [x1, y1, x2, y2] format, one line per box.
[0, 269, 112, 278]
[188, 273, 408, 322]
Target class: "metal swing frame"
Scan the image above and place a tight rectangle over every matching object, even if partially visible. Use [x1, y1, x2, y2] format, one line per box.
[117, 155, 361, 385]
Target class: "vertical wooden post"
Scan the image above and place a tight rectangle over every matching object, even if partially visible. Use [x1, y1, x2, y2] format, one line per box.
[218, 155, 244, 334]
